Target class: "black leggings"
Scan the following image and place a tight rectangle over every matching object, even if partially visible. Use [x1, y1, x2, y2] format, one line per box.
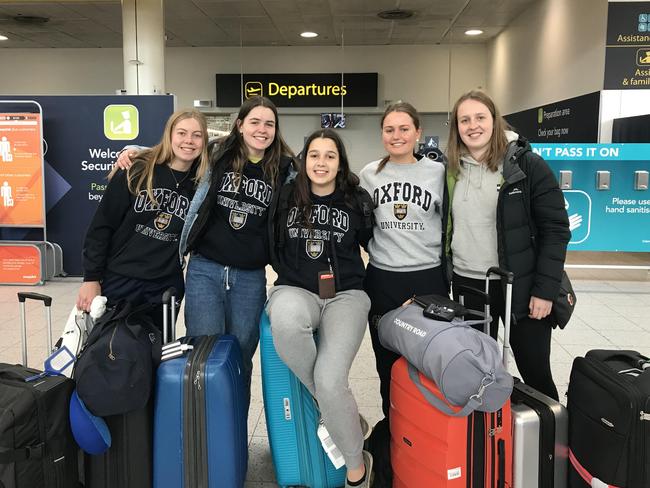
[452, 273, 559, 401]
[364, 264, 448, 417]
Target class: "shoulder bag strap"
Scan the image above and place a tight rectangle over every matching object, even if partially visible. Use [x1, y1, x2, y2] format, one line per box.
[407, 362, 487, 417]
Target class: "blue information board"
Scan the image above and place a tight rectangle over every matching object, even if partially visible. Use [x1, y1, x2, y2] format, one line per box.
[532, 144, 650, 252]
[0, 95, 175, 275]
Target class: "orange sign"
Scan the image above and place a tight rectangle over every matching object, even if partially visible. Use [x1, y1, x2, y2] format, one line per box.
[0, 244, 43, 285]
[0, 112, 45, 226]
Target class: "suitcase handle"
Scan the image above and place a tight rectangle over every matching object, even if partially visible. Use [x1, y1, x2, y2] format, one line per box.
[17, 292, 52, 307]
[455, 285, 492, 335]
[162, 287, 177, 345]
[455, 285, 489, 305]
[486, 267, 514, 284]
[486, 267, 514, 368]
[17, 293, 53, 366]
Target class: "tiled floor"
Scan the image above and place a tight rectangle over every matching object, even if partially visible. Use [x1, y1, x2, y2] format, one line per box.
[1, 266, 649, 487]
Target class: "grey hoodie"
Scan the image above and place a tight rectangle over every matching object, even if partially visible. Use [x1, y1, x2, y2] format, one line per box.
[451, 130, 519, 280]
[359, 156, 445, 272]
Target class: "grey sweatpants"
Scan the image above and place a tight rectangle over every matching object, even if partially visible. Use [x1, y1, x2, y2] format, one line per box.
[266, 285, 371, 469]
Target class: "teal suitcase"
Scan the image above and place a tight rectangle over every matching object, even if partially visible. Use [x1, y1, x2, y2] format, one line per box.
[260, 312, 345, 488]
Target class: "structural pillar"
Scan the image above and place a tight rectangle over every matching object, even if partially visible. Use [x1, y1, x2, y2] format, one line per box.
[122, 0, 165, 94]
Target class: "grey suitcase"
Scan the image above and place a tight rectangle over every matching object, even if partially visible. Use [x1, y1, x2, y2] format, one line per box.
[511, 381, 568, 488]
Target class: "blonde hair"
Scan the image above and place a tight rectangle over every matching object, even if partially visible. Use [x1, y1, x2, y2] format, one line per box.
[109, 109, 210, 203]
[446, 90, 511, 173]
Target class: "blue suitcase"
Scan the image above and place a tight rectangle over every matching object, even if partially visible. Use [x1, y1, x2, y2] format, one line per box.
[260, 312, 346, 488]
[153, 335, 248, 488]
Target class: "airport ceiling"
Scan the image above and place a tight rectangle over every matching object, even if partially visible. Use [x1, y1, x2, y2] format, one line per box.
[0, 0, 537, 49]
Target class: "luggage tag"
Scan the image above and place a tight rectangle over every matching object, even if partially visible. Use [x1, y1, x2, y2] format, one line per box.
[25, 346, 76, 382]
[317, 419, 345, 469]
[44, 346, 76, 375]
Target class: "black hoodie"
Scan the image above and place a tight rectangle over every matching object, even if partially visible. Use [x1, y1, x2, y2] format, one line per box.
[83, 163, 196, 282]
[273, 184, 373, 295]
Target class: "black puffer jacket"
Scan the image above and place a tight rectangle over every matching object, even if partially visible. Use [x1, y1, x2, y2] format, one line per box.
[448, 137, 570, 320]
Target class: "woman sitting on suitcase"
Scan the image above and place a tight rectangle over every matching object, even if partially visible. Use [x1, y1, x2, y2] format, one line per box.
[445, 90, 570, 400]
[77, 109, 210, 330]
[267, 128, 374, 488]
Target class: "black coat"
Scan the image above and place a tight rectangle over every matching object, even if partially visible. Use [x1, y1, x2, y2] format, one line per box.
[449, 137, 570, 320]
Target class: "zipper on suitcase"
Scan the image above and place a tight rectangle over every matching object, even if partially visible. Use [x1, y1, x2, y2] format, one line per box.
[467, 414, 473, 488]
[183, 341, 196, 488]
[183, 337, 210, 487]
[195, 336, 216, 488]
[495, 409, 505, 488]
[489, 412, 495, 488]
[639, 398, 650, 486]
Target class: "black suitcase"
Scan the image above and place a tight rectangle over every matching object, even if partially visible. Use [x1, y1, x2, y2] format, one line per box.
[567, 349, 650, 488]
[83, 290, 176, 488]
[0, 292, 79, 488]
[84, 404, 153, 487]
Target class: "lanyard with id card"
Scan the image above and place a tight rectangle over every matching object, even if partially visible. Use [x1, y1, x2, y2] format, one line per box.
[318, 268, 336, 298]
[316, 200, 336, 299]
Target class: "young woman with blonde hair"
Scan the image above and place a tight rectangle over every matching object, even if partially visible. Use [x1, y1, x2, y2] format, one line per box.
[78, 109, 210, 329]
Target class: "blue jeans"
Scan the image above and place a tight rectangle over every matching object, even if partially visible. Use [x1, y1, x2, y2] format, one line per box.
[184, 253, 267, 408]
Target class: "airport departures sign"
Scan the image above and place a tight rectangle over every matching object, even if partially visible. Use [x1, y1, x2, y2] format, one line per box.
[216, 73, 378, 108]
[605, 1, 650, 89]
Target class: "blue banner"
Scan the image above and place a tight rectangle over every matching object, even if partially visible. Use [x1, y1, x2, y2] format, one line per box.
[0, 96, 175, 275]
[533, 143, 650, 252]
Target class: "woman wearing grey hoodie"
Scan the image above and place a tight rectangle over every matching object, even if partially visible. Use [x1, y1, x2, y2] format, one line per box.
[446, 90, 570, 400]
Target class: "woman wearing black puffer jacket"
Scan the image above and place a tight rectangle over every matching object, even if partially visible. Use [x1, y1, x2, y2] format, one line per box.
[445, 90, 570, 400]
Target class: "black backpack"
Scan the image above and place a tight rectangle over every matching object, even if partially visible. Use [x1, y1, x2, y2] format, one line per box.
[74, 301, 161, 417]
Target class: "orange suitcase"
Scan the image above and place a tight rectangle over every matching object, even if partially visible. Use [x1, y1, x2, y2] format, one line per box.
[390, 357, 513, 487]
[390, 268, 514, 487]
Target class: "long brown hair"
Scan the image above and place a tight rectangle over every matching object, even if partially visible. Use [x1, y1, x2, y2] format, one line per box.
[446, 90, 511, 173]
[212, 96, 293, 189]
[376, 102, 421, 174]
[109, 109, 210, 203]
[293, 129, 360, 225]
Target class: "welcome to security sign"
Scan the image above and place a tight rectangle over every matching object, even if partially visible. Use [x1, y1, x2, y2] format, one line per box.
[216, 73, 378, 108]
